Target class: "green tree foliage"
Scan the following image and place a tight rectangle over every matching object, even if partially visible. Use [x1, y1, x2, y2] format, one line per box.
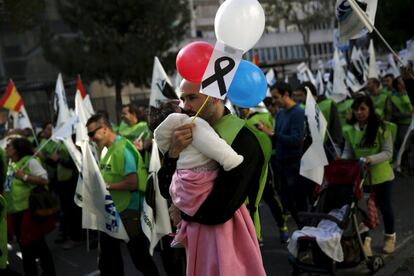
[41, 0, 189, 121]
[0, 0, 45, 33]
[263, 0, 335, 69]
[375, 0, 414, 49]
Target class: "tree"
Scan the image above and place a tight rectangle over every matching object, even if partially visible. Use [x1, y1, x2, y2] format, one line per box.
[375, 0, 414, 50]
[0, 0, 45, 33]
[41, 0, 190, 122]
[263, 0, 335, 69]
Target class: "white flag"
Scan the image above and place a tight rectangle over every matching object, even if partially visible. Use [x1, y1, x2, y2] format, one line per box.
[346, 70, 364, 92]
[368, 39, 379, 79]
[328, 49, 349, 103]
[394, 114, 414, 172]
[336, 0, 378, 42]
[387, 54, 400, 78]
[52, 115, 79, 141]
[11, 106, 32, 130]
[141, 141, 172, 255]
[300, 88, 328, 184]
[79, 141, 129, 241]
[315, 70, 325, 96]
[76, 76, 95, 116]
[150, 57, 178, 108]
[266, 68, 276, 86]
[54, 73, 70, 129]
[201, 41, 243, 99]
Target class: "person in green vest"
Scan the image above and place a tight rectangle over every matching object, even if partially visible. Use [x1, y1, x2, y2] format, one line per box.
[382, 73, 395, 95]
[391, 77, 413, 157]
[51, 141, 82, 250]
[238, 107, 289, 244]
[37, 122, 59, 191]
[366, 77, 392, 121]
[159, 79, 267, 276]
[296, 82, 344, 158]
[118, 104, 151, 155]
[86, 114, 159, 276]
[341, 95, 396, 254]
[4, 138, 56, 275]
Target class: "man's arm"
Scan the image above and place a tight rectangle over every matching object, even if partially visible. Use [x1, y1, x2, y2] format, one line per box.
[185, 127, 263, 225]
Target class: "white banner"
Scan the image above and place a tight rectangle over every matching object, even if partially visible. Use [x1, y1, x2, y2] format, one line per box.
[201, 41, 243, 99]
[336, 0, 378, 42]
[149, 57, 178, 108]
[141, 141, 172, 255]
[300, 89, 328, 184]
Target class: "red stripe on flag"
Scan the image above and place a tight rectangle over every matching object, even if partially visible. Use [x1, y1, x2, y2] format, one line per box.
[0, 80, 15, 106]
[77, 76, 87, 98]
[15, 99, 23, 112]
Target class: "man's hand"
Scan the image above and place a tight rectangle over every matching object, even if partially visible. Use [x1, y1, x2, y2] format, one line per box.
[169, 204, 181, 226]
[168, 123, 194, 158]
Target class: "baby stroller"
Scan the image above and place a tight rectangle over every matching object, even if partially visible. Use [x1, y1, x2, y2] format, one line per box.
[288, 159, 384, 275]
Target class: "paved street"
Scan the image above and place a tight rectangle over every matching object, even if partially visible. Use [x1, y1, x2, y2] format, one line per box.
[8, 174, 414, 275]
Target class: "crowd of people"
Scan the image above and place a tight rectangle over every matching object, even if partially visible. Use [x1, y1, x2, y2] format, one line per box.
[0, 65, 413, 275]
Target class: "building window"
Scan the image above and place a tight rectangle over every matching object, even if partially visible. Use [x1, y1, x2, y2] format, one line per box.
[259, 48, 265, 62]
[266, 48, 272, 62]
[273, 47, 278, 61]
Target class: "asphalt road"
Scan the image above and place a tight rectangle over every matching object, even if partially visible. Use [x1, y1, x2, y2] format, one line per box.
[8, 173, 414, 275]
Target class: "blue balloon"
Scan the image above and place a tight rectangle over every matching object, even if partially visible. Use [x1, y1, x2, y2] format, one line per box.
[227, 60, 267, 108]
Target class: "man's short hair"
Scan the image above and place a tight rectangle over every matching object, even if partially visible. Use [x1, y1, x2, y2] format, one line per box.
[368, 78, 380, 87]
[86, 113, 112, 129]
[297, 81, 317, 97]
[383, 73, 394, 79]
[262, 97, 274, 107]
[270, 81, 292, 97]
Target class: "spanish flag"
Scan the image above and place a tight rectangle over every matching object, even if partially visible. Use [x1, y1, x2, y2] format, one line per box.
[252, 52, 259, 66]
[0, 80, 23, 112]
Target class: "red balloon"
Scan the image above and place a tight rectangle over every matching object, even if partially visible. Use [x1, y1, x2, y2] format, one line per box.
[176, 41, 214, 83]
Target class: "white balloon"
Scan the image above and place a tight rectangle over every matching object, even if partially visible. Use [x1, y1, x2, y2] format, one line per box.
[214, 0, 265, 52]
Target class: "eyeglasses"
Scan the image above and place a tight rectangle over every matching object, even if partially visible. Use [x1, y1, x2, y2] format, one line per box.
[88, 127, 102, 138]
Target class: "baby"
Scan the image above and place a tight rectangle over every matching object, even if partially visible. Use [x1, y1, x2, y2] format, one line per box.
[154, 112, 244, 247]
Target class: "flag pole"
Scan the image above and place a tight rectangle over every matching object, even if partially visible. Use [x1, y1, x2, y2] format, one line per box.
[347, 0, 414, 79]
[191, 96, 210, 123]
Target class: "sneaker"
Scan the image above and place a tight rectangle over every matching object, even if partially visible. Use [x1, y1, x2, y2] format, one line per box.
[279, 227, 290, 244]
[62, 239, 83, 250]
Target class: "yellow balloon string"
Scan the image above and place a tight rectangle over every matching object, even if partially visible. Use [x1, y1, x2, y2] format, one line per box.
[191, 96, 210, 123]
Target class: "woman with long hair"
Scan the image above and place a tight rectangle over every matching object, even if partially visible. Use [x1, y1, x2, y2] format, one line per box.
[342, 95, 396, 254]
[4, 138, 56, 276]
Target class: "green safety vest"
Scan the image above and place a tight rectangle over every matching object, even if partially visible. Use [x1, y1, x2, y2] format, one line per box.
[118, 121, 151, 142]
[118, 121, 152, 169]
[0, 195, 7, 269]
[391, 94, 413, 125]
[4, 156, 36, 213]
[37, 139, 59, 180]
[371, 93, 389, 119]
[318, 99, 333, 125]
[343, 124, 393, 185]
[214, 114, 272, 240]
[100, 137, 147, 213]
[337, 99, 354, 127]
[56, 143, 74, 182]
[245, 112, 274, 130]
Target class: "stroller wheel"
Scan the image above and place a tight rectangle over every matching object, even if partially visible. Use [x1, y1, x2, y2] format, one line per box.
[368, 255, 384, 273]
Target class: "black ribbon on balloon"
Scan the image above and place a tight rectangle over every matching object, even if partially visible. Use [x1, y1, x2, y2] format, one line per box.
[202, 56, 235, 96]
